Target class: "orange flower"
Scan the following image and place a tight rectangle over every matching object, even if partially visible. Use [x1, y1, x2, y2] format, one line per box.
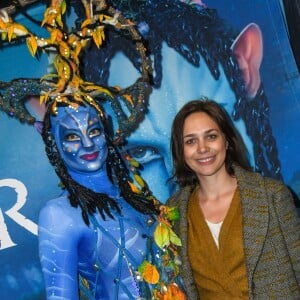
[138, 260, 159, 284]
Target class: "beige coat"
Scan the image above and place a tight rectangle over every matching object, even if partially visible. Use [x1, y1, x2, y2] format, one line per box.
[167, 166, 300, 299]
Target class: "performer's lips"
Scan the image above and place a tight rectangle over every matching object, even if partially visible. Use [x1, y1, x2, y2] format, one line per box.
[80, 151, 99, 161]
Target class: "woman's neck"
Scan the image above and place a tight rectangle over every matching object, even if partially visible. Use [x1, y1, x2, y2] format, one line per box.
[197, 171, 237, 200]
[68, 167, 119, 197]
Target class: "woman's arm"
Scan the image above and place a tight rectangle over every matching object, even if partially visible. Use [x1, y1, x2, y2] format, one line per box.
[38, 198, 83, 300]
[271, 181, 300, 284]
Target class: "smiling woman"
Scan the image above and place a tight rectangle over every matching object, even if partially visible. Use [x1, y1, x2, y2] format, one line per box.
[167, 98, 300, 299]
[170, 99, 251, 187]
[182, 111, 228, 180]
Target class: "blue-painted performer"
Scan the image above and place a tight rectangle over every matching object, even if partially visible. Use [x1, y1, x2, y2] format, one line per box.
[38, 102, 185, 299]
[0, 1, 186, 299]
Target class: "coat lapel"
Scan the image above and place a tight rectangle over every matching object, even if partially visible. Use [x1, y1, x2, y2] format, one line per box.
[169, 166, 270, 299]
[175, 186, 199, 299]
[234, 166, 269, 285]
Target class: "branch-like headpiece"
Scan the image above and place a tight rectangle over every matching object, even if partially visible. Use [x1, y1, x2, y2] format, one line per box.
[0, 0, 152, 143]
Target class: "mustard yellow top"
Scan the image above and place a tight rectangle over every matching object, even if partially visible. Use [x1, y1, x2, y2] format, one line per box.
[187, 187, 249, 300]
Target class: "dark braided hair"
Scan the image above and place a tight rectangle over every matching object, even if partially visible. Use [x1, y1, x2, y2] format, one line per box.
[105, 137, 160, 215]
[42, 104, 159, 226]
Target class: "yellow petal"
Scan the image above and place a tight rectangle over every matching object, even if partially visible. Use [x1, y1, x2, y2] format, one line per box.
[12, 23, 28, 35]
[154, 222, 171, 249]
[127, 181, 141, 194]
[92, 28, 103, 48]
[1, 32, 7, 40]
[123, 94, 134, 106]
[134, 174, 145, 188]
[26, 35, 38, 56]
[129, 158, 139, 168]
[60, 0, 67, 14]
[59, 41, 70, 58]
[81, 18, 92, 29]
[7, 26, 14, 41]
[56, 14, 63, 28]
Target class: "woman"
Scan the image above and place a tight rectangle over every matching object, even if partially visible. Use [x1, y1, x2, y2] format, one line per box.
[167, 98, 300, 299]
[38, 102, 185, 299]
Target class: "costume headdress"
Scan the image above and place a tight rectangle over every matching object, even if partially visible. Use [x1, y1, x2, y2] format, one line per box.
[0, 0, 152, 144]
[0, 1, 186, 298]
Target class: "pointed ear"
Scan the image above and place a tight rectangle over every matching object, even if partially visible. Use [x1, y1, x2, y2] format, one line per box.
[25, 96, 47, 121]
[25, 96, 47, 134]
[231, 23, 263, 99]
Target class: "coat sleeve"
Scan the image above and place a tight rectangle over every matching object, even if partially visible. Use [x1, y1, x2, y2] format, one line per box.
[166, 187, 200, 300]
[267, 179, 300, 285]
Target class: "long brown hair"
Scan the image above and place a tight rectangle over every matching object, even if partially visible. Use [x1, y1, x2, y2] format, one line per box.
[171, 97, 252, 187]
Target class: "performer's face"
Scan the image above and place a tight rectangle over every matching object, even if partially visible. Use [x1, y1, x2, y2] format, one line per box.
[51, 106, 108, 173]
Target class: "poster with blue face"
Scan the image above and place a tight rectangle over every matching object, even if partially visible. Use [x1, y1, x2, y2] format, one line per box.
[0, 0, 299, 299]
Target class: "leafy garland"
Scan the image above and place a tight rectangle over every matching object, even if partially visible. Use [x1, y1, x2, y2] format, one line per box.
[140, 205, 186, 299]
[124, 155, 186, 299]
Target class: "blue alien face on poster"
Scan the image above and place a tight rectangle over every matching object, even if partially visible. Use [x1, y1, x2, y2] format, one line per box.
[107, 43, 255, 202]
[81, 1, 280, 203]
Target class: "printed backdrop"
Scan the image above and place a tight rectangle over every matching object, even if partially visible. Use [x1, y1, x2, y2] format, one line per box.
[0, 1, 299, 299]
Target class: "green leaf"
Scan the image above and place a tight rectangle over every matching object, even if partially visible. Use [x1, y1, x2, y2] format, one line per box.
[169, 228, 182, 246]
[166, 206, 180, 222]
[134, 174, 145, 188]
